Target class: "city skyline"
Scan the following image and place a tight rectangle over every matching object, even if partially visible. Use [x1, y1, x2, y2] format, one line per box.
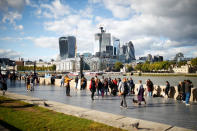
[0, 0, 197, 61]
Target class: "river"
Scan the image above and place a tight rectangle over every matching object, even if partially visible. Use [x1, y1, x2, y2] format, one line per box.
[70, 75, 197, 87]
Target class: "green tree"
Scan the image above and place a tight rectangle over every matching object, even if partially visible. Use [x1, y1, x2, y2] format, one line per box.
[177, 61, 187, 67]
[126, 64, 133, 72]
[135, 63, 142, 71]
[114, 62, 123, 71]
[191, 57, 197, 67]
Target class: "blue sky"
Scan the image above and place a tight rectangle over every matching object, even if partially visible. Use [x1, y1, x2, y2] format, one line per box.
[0, 0, 197, 61]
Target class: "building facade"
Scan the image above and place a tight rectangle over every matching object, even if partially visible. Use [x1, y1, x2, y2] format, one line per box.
[59, 36, 76, 59]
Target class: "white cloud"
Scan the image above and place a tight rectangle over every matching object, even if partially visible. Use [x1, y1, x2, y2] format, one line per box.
[0, 49, 21, 59]
[1, 10, 23, 30]
[2, 11, 22, 23]
[0, 0, 26, 12]
[33, 37, 58, 49]
[39, 0, 70, 19]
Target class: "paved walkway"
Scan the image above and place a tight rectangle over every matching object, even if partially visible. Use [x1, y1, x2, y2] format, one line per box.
[4, 80, 197, 130]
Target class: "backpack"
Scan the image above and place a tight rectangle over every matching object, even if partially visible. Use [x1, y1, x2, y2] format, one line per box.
[123, 82, 129, 94]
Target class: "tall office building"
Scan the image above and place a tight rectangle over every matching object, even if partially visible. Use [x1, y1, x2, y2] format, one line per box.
[59, 36, 76, 59]
[120, 41, 135, 63]
[95, 27, 111, 56]
[112, 37, 120, 56]
[126, 41, 135, 61]
[174, 52, 184, 62]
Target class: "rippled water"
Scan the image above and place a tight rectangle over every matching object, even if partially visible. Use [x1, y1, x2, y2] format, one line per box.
[70, 75, 197, 87]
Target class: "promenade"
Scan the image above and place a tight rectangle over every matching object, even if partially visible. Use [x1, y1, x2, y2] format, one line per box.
[5, 80, 197, 130]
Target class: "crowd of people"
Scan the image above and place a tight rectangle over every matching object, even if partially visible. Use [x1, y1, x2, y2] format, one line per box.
[0, 73, 194, 108]
[24, 74, 39, 91]
[86, 75, 194, 108]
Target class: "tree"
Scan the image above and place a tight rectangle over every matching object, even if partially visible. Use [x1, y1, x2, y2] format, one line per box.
[126, 64, 133, 72]
[191, 57, 197, 67]
[51, 64, 56, 71]
[177, 61, 187, 67]
[135, 63, 142, 71]
[114, 62, 123, 71]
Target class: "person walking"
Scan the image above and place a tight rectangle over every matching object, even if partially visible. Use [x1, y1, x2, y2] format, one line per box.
[64, 75, 72, 96]
[30, 75, 35, 91]
[26, 75, 31, 91]
[104, 78, 108, 96]
[137, 80, 146, 105]
[95, 76, 99, 96]
[128, 78, 135, 94]
[146, 79, 154, 96]
[185, 80, 193, 106]
[89, 77, 96, 100]
[75, 75, 79, 90]
[60, 75, 64, 87]
[98, 79, 103, 97]
[1, 79, 7, 95]
[119, 78, 129, 108]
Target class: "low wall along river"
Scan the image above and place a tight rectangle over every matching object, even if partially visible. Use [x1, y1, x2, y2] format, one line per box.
[39, 77, 197, 102]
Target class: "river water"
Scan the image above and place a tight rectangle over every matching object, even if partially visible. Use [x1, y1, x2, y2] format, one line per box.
[71, 75, 197, 87]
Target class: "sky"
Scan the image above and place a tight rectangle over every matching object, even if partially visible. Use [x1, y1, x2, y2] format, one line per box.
[0, 0, 197, 61]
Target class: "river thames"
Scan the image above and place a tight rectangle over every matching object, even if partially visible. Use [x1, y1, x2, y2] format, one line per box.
[70, 74, 197, 87]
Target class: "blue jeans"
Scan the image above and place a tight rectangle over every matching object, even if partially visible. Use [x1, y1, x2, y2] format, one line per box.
[148, 92, 152, 96]
[185, 92, 191, 104]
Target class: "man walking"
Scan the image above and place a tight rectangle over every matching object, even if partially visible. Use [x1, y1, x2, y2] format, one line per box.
[119, 78, 128, 108]
[75, 75, 79, 90]
[185, 80, 193, 106]
[89, 77, 96, 100]
[64, 75, 72, 96]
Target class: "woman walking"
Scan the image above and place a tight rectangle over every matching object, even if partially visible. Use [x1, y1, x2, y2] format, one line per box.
[137, 80, 146, 105]
[89, 77, 96, 100]
[165, 81, 170, 98]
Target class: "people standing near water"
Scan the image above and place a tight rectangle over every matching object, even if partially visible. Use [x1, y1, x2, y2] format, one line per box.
[0, 79, 7, 95]
[185, 80, 193, 106]
[165, 81, 170, 98]
[119, 78, 129, 108]
[128, 78, 135, 94]
[64, 75, 72, 96]
[95, 76, 99, 96]
[137, 80, 146, 105]
[146, 79, 154, 96]
[97, 79, 103, 97]
[26, 75, 31, 91]
[104, 78, 108, 95]
[89, 77, 96, 100]
[60, 75, 64, 87]
[30, 75, 35, 91]
[75, 75, 78, 90]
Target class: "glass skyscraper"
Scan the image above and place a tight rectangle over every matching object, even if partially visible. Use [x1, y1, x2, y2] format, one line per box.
[59, 36, 76, 59]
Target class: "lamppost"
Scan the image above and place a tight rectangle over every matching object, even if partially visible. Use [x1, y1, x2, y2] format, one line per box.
[34, 61, 36, 76]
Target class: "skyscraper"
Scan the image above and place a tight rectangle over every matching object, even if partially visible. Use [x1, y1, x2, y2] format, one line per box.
[95, 27, 111, 56]
[126, 41, 135, 61]
[59, 36, 76, 59]
[119, 41, 135, 63]
[112, 37, 120, 56]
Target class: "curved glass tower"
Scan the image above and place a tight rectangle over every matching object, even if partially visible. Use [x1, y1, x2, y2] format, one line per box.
[59, 36, 76, 59]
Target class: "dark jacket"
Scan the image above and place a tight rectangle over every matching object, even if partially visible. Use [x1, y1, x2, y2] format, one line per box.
[185, 82, 192, 93]
[90, 80, 96, 92]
